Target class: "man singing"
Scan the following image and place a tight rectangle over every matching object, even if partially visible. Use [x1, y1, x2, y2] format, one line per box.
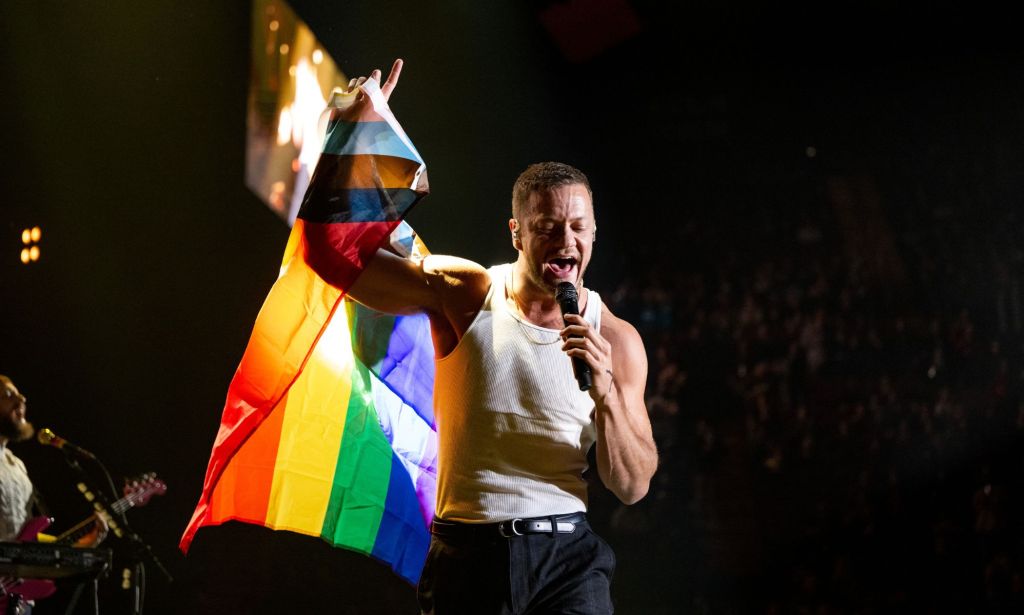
[346, 61, 658, 615]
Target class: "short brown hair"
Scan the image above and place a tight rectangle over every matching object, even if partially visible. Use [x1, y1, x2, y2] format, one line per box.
[511, 162, 592, 220]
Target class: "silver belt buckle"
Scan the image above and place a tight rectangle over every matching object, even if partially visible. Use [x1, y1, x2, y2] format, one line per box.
[499, 518, 524, 537]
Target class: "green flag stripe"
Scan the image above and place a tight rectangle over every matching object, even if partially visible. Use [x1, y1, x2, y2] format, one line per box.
[320, 359, 392, 552]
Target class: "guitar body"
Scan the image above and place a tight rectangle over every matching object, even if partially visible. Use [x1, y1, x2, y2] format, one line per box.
[14, 517, 52, 543]
[1, 516, 57, 600]
[1, 577, 57, 601]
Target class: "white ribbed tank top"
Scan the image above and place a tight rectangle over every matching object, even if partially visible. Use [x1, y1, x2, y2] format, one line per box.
[434, 264, 601, 522]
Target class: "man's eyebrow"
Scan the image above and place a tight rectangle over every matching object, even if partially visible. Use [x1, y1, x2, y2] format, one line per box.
[534, 215, 590, 223]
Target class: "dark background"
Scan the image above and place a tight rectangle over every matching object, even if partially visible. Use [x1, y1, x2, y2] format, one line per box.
[2, 1, 1021, 613]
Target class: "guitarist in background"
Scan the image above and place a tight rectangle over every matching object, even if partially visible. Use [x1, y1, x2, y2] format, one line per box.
[1, 375, 106, 614]
[0, 374, 106, 546]
[0, 375, 35, 544]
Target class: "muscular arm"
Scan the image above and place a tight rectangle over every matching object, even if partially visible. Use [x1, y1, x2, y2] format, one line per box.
[346, 249, 440, 316]
[563, 309, 658, 504]
[346, 249, 490, 356]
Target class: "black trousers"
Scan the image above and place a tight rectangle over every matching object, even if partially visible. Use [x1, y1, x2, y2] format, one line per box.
[417, 516, 616, 615]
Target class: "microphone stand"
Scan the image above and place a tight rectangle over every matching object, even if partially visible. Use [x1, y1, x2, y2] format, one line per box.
[59, 449, 173, 615]
[57, 453, 108, 615]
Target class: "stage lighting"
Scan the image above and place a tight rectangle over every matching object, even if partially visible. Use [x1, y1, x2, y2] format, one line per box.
[19, 226, 42, 265]
[245, 0, 349, 225]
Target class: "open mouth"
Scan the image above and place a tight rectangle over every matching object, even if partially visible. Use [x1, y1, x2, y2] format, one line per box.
[546, 256, 578, 279]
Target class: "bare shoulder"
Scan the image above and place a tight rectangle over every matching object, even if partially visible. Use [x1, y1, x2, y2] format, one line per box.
[422, 255, 491, 298]
[422, 255, 492, 327]
[349, 251, 489, 321]
[422, 255, 489, 285]
[600, 304, 647, 370]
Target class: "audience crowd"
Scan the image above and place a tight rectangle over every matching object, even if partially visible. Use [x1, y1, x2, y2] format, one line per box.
[597, 184, 1024, 613]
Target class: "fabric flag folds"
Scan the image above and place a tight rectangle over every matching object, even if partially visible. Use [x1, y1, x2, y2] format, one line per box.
[180, 79, 437, 585]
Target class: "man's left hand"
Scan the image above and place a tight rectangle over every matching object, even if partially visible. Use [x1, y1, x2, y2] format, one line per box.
[560, 313, 614, 398]
[72, 513, 109, 548]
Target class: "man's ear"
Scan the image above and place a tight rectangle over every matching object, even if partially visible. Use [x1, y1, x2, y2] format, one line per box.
[509, 219, 521, 250]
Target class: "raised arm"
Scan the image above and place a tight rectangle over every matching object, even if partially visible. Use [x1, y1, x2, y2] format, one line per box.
[347, 249, 439, 316]
[348, 251, 491, 356]
[338, 60, 490, 353]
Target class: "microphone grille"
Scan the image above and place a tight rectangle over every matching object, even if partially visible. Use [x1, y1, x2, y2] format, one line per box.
[37, 428, 55, 445]
[554, 282, 578, 304]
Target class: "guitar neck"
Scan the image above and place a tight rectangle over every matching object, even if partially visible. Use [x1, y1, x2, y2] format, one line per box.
[54, 499, 133, 544]
[51, 475, 164, 545]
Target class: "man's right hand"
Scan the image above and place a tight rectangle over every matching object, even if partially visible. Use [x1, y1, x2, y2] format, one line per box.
[345, 58, 403, 102]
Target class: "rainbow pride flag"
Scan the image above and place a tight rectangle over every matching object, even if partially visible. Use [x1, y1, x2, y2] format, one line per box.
[181, 79, 436, 584]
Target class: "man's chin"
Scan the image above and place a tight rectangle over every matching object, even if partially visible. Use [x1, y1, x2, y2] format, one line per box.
[541, 272, 581, 293]
[535, 275, 567, 296]
[13, 421, 35, 443]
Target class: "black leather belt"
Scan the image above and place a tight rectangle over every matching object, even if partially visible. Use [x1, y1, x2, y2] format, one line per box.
[431, 512, 587, 540]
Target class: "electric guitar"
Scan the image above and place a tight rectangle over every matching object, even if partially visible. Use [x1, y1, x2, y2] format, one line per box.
[0, 473, 166, 602]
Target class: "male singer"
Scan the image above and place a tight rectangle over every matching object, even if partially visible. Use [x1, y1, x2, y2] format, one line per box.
[346, 62, 658, 614]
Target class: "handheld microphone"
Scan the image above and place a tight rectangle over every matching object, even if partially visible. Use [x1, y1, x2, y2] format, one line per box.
[37, 428, 96, 459]
[555, 282, 593, 392]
